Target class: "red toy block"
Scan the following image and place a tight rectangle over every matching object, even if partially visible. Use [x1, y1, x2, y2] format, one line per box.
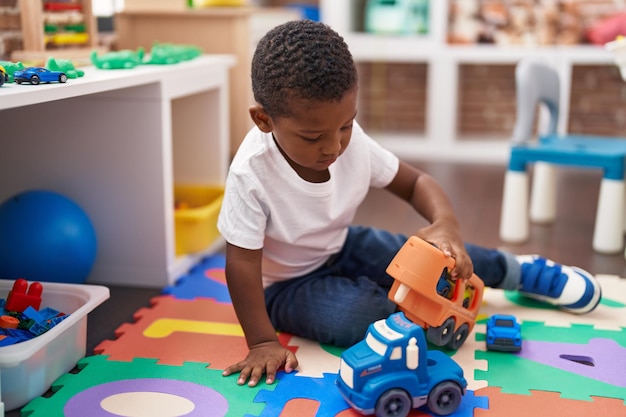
[6, 278, 43, 313]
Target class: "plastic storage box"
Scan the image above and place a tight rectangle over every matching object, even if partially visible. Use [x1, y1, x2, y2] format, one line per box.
[0, 280, 109, 412]
[174, 185, 224, 255]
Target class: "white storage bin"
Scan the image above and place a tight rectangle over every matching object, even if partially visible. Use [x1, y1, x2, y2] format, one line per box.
[0, 280, 109, 412]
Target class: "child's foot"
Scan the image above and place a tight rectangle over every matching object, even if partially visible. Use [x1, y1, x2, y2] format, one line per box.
[516, 255, 601, 314]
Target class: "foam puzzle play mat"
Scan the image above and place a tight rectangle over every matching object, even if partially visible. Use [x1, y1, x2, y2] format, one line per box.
[19, 254, 626, 417]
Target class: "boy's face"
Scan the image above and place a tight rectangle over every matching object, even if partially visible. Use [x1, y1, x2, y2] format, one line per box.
[251, 87, 358, 182]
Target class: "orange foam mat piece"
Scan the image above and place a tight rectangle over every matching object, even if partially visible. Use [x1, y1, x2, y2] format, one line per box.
[95, 295, 296, 370]
[474, 386, 626, 417]
[278, 398, 320, 417]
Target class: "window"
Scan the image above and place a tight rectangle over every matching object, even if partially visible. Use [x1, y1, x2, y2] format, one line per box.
[390, 346, 402, 360]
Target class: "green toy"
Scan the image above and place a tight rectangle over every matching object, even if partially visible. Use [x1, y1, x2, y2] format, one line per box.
[90, 48, 145, 69]
[144, 43, 202, 65]
[46, 58, 85, 79]
[0, 60, 25, 83]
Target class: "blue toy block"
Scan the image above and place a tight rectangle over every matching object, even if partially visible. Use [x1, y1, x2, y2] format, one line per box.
[2, 327, 33, 342]
[39, 307, 63, 320]
[0, 336, 20, 347]
[22, 306, 46, 323]
[47, 314, 68, 327]
[28, 321, 48, 336]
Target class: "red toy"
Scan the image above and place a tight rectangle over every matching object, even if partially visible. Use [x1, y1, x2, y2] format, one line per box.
[5, 278, 43, 312]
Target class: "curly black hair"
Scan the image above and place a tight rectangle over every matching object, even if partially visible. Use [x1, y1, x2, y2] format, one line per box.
[251, 19, 358, 118]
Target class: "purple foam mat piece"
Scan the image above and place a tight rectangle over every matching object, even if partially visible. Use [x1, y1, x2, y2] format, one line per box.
[517, 338, 626, 386]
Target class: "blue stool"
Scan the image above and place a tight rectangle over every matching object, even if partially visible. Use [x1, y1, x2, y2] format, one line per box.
[500, 59, 626, 254]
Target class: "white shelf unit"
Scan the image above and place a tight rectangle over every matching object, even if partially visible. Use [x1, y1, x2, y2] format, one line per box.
[0, 55, 235, 288]
[320, 0, 616, 164]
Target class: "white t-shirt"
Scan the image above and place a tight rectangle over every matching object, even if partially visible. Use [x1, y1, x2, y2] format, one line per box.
[217, 121, 399, 287]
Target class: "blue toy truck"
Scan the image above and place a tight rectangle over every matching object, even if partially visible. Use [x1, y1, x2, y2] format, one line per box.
[486, 314, 522, 352]
[337, 312, 467, 417]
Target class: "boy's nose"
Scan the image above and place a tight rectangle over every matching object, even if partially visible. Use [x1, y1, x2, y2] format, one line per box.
[322, 135, 342, 155]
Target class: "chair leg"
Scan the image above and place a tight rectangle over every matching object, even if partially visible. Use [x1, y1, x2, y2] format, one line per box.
[622, 178, 626, 258]
[593, 178, 624, 254]
[530, 162, 557, 224]
[500, 169, 529, 243]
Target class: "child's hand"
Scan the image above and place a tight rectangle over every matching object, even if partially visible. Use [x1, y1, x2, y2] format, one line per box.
[416, 223, 473, 280]
[441, 243, 473, 281]
[222, 340, 298, 387]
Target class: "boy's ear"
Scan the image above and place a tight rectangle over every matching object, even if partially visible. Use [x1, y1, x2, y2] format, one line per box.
[249, 104, 273, 133]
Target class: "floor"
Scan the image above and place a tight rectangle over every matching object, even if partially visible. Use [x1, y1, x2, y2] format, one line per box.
[7, 160, 626, 416]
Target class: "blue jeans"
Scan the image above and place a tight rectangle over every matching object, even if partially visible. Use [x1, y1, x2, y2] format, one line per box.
[264, 225, 516, 347]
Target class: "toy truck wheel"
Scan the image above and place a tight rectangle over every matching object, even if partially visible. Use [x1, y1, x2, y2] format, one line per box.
[426, 317, 455, 346]
[375, 388, 411, 417]
[427, 381, 463, 416]
[446, 323, 470, 350]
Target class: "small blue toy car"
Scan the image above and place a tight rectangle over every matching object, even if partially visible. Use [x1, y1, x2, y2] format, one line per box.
[14, 67, 67, 85]
[486, 314, 522, 352]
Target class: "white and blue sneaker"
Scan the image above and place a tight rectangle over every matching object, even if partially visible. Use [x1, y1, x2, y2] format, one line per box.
[516, 255, 602, 314]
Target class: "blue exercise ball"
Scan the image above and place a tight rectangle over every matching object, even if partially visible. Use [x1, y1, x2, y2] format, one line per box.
[0, 190, 97, 284]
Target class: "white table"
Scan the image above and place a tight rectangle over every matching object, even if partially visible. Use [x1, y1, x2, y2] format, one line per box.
[0, 55, 235, 287]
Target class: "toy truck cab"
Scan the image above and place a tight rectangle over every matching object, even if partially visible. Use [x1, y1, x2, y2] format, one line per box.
[337, 312, 466, 417]
[387, 236, 485, 350]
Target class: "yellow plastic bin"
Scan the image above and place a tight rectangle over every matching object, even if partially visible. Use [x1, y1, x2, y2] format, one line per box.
[174, 185, 224, 255]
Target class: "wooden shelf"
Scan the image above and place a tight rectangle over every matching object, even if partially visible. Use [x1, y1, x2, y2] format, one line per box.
[12, 0, 100, 62]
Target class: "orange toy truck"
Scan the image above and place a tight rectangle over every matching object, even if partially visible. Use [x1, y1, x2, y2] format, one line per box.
[387, 236, 484, 350]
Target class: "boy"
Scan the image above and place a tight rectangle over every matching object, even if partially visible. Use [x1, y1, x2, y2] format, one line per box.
[217, 19, 601, 387]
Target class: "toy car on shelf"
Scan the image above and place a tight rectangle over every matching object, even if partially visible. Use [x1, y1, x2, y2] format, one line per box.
[486, 314, 522, 352]
[337, 312, 467, 417]
[14, 67, 67, 85]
